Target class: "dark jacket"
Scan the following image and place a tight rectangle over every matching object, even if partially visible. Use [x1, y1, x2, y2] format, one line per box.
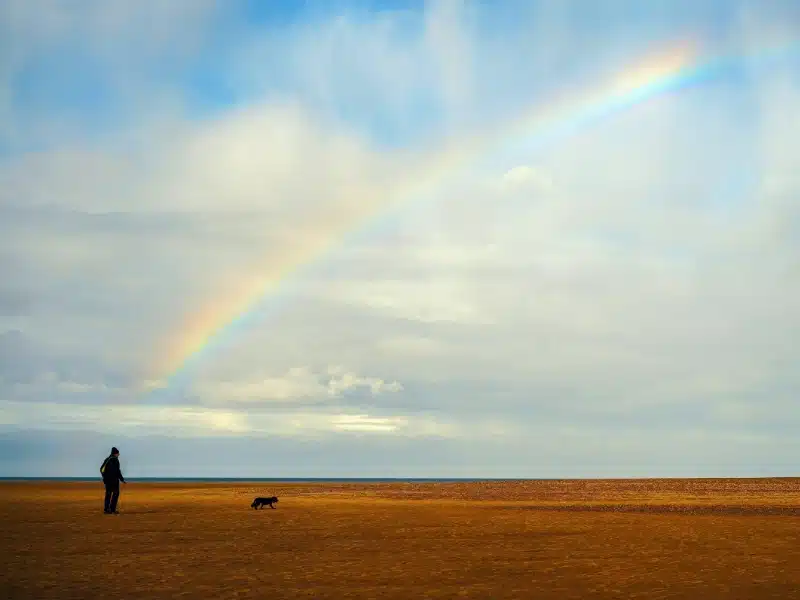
[100, 455, 125, 484]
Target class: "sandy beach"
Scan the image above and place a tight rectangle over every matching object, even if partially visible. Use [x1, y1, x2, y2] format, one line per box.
[2, 478, 798, 599]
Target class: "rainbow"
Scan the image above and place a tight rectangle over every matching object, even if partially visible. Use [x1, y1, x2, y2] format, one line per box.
[150, 37, 798, 390]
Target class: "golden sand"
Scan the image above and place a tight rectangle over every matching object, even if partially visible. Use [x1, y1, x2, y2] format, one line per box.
[1, 479, 798, 599]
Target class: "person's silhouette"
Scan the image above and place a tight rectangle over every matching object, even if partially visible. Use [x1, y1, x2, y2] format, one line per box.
[100, 447, 126, 514]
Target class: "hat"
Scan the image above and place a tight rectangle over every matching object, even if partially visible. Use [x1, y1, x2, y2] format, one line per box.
[111, 447, 119, 455]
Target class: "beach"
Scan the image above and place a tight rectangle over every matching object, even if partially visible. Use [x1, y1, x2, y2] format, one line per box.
[2, 478, 799, 599]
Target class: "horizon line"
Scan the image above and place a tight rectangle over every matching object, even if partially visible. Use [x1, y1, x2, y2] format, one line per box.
[2, 475, 797, 482]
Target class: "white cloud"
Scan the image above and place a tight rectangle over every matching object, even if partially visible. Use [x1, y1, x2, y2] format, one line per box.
[331, 414, 406, 432]
[187, 366, 403, 404]
[329, 278, 492, 324]
[0, 400, 454, 439]
[327, 370, 403, 397]
[376, 335, 450, 357]
[499, 165, 555, 193]
[192, 367, 327, 403]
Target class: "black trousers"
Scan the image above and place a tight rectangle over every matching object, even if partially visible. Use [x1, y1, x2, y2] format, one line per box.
[104, 482, 120, 513]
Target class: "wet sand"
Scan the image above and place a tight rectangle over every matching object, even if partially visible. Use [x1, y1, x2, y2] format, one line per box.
[2, 478, 799, 599]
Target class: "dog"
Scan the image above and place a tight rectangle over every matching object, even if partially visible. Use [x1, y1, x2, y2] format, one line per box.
[251, 496, 279, 509]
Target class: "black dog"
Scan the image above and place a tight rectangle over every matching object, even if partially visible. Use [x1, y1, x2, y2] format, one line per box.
[251, 496, 278, 509]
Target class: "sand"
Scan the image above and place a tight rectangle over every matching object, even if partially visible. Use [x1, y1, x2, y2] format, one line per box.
[1, 478, 799, 599]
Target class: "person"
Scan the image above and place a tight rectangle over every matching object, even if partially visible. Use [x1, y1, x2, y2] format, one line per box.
[100, 446, 126, 514]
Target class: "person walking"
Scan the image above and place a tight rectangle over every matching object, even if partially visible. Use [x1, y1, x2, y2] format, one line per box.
[100, 447, 126, 514]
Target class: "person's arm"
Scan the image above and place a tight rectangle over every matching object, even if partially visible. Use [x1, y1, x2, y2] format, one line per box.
[117, 459, 126, 483]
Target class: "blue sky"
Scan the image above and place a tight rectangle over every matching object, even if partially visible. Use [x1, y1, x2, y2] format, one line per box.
[1, 0, 799, 477]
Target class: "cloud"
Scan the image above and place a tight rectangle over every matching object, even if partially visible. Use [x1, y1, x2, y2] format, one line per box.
[1, 0, 800, 475]
[329, 278, 493, 324]
[330, 414, 406, 433]
[191, 367, 328, 403]
[188, 366, 403, 404]
[376, 335, 450, 358]
[325, 366, 404, 396]
[499, 165, 555, 193]
[0, 399, 452, 439]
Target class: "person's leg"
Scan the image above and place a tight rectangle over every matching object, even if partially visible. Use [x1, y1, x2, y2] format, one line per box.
[104, 484, 113, 513]
[109, 484, 120, 513]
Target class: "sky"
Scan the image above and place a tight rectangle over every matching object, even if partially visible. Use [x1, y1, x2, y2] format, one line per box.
[1, 0, 799, 478]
